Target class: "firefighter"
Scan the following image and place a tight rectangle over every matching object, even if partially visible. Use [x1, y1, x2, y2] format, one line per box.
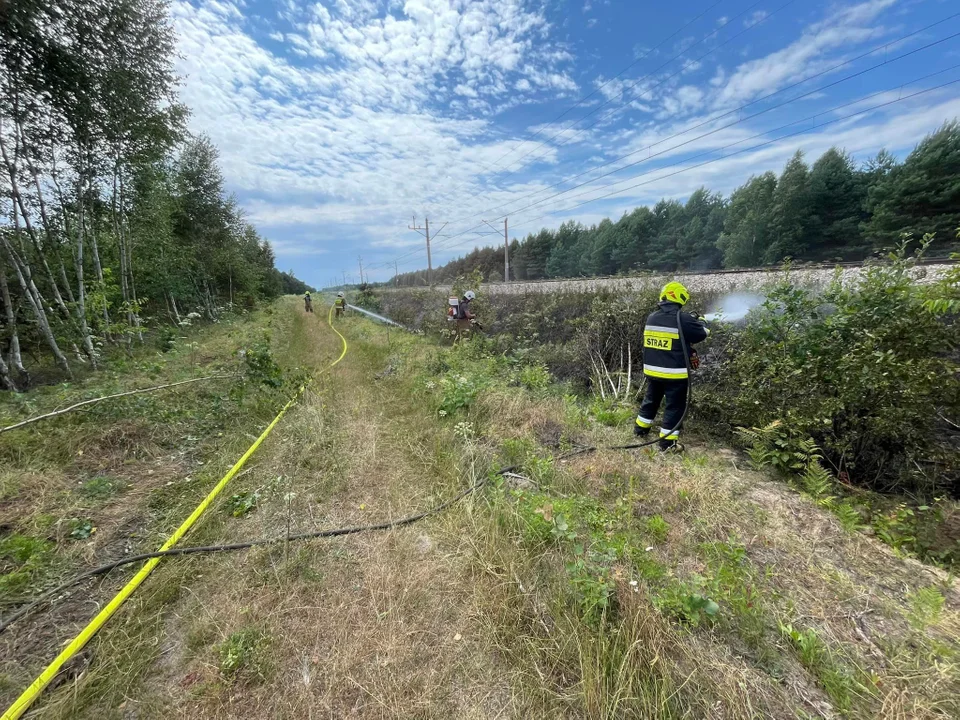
[334, 292, 346, 317]
[304, 291, 313, 313]
[450, 290, 478, 341]
[634, 281, 709, 451]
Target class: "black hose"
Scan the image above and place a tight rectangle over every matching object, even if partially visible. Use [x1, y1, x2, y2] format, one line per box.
[1, 448, 600, 635]
[0, 313, 698, 633]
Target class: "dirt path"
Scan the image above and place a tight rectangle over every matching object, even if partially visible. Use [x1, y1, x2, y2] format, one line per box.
[22, 307, 511, 718]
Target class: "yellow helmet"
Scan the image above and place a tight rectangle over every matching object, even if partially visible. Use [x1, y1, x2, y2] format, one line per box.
[659, 281, 690, 306]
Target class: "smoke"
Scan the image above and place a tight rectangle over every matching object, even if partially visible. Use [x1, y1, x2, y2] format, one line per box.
[703, 293, 765, 323]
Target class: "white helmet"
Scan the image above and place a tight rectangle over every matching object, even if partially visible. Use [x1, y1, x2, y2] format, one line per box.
[337, 292, 344, 297]
[464, 291, 476, 301]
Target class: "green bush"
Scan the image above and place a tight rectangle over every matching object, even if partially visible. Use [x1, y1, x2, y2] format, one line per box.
[701, 244, 960, 494]
[354, 283, 381, 312]
[518, 363, 552, 391]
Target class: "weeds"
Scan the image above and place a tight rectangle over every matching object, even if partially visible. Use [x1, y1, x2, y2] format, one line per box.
[225, 491, 260, 518]
[779, 622, 875, 714]
[0, 534, 55, 597]
[907, 586, 946, 631]
[67, 517, 96, 540]
[644, 514, 670, 543]
[77, 475, 126, 501]
[219, 626, 268, 679]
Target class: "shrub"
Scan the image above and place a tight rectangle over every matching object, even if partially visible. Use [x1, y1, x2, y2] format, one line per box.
[702, 243, 960, 494]
[354, 283, 381, 312]
[243, 335, 283, 389]
[518, 363, 552, 391]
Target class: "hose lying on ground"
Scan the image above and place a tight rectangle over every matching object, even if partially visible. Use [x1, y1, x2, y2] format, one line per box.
[0, 375, 238, 435]
[0, 445, 589, 635]
[1, 313, 694, 631]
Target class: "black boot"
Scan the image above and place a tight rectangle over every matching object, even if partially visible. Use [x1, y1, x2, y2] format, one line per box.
[658, 439, 683, 453]
[634, 423, 650, 437]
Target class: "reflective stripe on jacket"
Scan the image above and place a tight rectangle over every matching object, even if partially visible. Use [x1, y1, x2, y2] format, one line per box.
[641, 301, 709, 380]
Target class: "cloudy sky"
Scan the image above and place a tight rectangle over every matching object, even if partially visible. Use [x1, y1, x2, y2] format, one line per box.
[171, 0, 960, 287]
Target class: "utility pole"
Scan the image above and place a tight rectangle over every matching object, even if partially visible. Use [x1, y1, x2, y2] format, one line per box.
[408, 216, 446, 288]
[504, 217, 510, 282]
[342, 270, 347, 289]
[482, 217, 510, 283]
[393, 261, 399, 287]
[358, 256, 365, 285]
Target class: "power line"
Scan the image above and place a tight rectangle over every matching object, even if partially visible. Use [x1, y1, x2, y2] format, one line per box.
[364, 0, 742, 272]
[482, 40, 960, 224]
[464, 74, 960, 248]
[391, 67, 960, 274]
[372, 14, 958, 278]
[464, 15, 960, 225]
[470, 0, 731, 180]
[410, 28, 960, 265]
[368, 0, 866, 274]
[496, 0, 790, 179]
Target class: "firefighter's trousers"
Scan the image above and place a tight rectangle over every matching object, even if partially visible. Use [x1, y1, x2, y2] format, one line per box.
[636, 377, 688, 441]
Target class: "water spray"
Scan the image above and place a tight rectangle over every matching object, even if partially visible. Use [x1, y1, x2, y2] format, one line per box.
[702, 292, 765, 323]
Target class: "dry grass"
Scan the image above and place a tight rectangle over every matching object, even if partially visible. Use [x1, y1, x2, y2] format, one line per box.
[7, 307, 958, 719]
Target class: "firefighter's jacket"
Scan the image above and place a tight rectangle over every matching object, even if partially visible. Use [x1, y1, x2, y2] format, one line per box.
[334, 298, 345, 309]
[641, 301, 709, 380]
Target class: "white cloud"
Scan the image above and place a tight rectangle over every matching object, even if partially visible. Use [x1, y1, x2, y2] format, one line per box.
[506, 92, 960, 233]
[713, 0, 898, 109]
[171, 0, 577, 262]
[168, 0, 955, 283]
[745, 10, 768, 27]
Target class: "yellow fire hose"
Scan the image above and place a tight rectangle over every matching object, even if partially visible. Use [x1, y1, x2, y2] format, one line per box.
[2, 304, 347, 720]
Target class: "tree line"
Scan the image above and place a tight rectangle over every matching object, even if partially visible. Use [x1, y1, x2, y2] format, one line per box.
[1, 0, 303, 391]
[393, 122, 960, 286]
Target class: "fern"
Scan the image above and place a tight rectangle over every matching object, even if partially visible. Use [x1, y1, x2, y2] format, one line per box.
[833, 502, 863, 533]
[802, 460, 834, 501]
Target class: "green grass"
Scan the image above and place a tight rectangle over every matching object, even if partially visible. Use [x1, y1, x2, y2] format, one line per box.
[779, 623, 877, 715]
[219, 626, 270, 679]
[0, 534, 57, 598]
[76, 475, 127, 502]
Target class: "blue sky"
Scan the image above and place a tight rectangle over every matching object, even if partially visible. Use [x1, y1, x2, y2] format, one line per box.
[170, 0, 960, 287]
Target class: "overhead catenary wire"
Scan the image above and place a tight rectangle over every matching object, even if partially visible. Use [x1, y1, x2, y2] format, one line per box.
[464, 17, 960, 225]
[371, 13, 960, 278]
[362, 0, 736, 265]
[493, 0, 792, 180]
[371, 0, 795, 274]
[399, 69, 960, 264]
[505, 73, 960, 232]
[416, 51, 960, 262]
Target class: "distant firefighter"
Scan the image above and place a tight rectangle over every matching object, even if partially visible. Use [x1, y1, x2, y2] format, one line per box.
[447, 290, 479, 340]
[304, 291, 313, 313]
[334, 292, 346, 317]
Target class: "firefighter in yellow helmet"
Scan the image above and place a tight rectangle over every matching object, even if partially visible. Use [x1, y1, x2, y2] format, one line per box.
[634, 281, 709, 451]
